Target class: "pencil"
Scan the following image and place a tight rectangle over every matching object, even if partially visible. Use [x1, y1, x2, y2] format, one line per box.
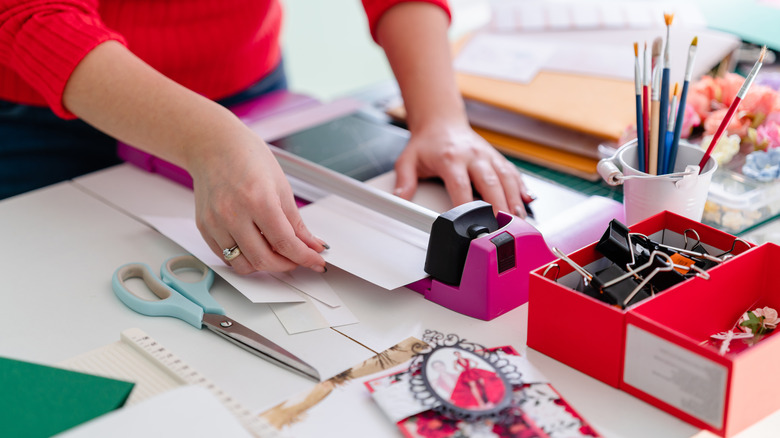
[668, 37, 698, 173]
[648, 38, 663, 175]
[643, 42, 650, 173]
[657, 13, 673, 174]
[634, 42, 645, 173]
[665, 82, 679, 171]
[699, 46, 767, 171]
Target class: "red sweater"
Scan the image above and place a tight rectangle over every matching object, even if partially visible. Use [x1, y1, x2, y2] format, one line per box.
[0, 0, 449, 119]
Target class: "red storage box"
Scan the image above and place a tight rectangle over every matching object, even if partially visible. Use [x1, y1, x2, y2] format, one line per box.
[624, 242, 780, 437]
[528, 211, 753, 388]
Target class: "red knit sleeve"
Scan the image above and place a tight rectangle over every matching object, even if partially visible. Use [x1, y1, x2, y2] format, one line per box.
[0, 0, 126, 119]
[361, 0, 451, 43]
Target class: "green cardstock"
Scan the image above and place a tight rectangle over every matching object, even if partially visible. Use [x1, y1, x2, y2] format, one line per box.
[0, 356, 134, 437]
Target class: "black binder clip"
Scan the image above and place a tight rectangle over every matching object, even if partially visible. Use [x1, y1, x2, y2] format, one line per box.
[596, 220, 685, 291]
[595, 219, 634, 267]
[551, 247, 656, 309]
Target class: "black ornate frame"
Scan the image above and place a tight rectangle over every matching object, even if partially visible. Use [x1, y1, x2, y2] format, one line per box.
[406, 330, 523, 423]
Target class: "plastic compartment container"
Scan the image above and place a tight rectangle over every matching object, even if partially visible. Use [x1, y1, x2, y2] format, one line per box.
[703, 168, 780, 234]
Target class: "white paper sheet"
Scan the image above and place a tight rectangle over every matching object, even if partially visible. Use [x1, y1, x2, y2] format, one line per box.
[270, 293, 359, 335]
[270, 299, 330, 334]
[299, 196, 429, 290]
[454, 33, 552, 83]
[459, 27, 739, 83]
[267, 267, 360, 334]
[270, 267, 342, 308]
[56, 386, 256, 438]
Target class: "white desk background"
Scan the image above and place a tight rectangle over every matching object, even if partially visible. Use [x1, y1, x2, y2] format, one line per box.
[2, 163, 779, 438]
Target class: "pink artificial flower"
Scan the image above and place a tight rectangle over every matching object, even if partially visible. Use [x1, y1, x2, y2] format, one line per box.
[687, 92, 712, 122]
[717, 73, 746, 108]
[762, 307, 780, 329]
[757, 119, 780, 149]
[690, 75, 719, 103]
[739, 306, 780, 334]
[680, 103, 701, 138]
[688, 75, 721, 119]
[741, 85, 780, 121]
[703, 108, 751, 138]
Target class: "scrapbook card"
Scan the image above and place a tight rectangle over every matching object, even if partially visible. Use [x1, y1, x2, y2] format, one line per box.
[365, 333, 599, 438]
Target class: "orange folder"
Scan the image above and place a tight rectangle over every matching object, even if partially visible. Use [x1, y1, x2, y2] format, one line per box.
[473, 127, 601, 181]
[457, 69, 635, 142]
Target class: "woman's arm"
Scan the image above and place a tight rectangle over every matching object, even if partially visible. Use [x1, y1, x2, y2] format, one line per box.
[374, 2, 532, 217]
[63, 41, 327, 273]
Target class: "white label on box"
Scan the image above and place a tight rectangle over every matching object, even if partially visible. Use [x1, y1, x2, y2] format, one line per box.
[624, 324, 728, 429]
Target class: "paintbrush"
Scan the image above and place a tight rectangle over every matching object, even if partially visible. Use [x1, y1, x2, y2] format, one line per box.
[699, 46, 768, 170]
[648, 37, 663, 175]
[657, 13, 673, 174]
[665, 82, 680, 170]
[643, 41, 650, 173]
[668, 36, 698, 173]
[634, 42, 645, 173]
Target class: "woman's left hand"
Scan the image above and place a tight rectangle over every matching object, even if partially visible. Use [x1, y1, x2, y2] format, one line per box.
[393, 121, 533, 218]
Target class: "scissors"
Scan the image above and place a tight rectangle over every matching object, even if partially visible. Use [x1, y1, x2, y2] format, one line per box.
[112, 254, 320, 381]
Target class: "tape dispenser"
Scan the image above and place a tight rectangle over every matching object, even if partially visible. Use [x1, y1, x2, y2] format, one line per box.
[407, 201, 555, 320]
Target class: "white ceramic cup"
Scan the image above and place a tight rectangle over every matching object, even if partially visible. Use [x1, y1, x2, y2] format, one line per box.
[599, 140, 717, 225]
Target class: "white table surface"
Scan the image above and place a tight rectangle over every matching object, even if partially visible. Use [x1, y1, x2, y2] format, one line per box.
[4, 163, 780, 438]
[0, 182, 371, 415]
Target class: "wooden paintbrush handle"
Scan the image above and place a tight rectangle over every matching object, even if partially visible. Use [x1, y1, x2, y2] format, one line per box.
[649, 100, 661, 175]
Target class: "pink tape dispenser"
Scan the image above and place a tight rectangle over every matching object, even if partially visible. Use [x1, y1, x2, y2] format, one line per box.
[407, 201, 555, 321]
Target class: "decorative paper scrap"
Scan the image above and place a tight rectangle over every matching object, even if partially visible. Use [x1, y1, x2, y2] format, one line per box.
[259, 337, 421, 436]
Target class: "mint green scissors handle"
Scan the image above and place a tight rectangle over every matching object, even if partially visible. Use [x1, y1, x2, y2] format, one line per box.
[112, 262, 204, 328]
[160, 255, 224, 315]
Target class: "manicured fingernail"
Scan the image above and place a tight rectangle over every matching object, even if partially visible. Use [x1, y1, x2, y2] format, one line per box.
[514, 205, 527, 218]
[311, 264, 326, 273]
[314, 236, 330, 250]
[527, 191, 537, 201]
[393, 187, 403, 196]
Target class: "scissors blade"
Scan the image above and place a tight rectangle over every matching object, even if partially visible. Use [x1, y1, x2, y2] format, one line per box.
[202, 313, 320, 382]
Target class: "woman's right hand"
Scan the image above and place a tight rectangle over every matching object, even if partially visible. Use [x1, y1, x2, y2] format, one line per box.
[188, 127, 328, 274]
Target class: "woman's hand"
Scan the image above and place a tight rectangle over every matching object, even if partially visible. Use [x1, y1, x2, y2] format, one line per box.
[189, 130, 327, 275]
[394, 121, 532, 218]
